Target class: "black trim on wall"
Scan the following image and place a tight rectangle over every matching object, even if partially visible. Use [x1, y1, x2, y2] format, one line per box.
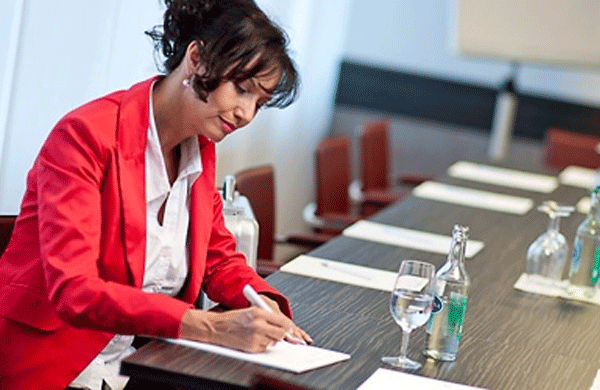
[335, 60, 600, 140]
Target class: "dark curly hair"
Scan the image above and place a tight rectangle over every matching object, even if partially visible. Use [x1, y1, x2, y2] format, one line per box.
[146, 0, 299, 108]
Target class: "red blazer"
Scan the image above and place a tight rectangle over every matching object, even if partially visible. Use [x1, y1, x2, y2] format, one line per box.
[0, 77, 291, 390]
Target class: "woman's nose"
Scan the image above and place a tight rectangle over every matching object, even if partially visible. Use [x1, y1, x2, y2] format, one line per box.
[234, 97, 257, 127]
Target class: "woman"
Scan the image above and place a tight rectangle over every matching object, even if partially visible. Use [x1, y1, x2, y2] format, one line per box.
[0, 1, 311, 389]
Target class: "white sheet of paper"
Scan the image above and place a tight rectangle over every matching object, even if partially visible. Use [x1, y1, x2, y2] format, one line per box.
[356, 368, 488, 390]
[590, 369, 600, 390]
[578, 197, 591, 214]
[412, 181, 534, 215]
[559, 166, 596, 189]
[513, 273, 600, 305]
[280, 255, 399, 292]
[448, 161, 558, 193]
[342, 220, 485, 258]
[162, 338, 350, 374]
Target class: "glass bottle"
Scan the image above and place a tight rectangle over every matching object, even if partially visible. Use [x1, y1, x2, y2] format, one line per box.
[525, 201, 573, 280]
[424, 225, 470, 361]
[567, 186, 600, 299]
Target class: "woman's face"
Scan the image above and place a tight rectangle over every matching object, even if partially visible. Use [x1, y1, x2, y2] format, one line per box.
[183, 70, 281, 143]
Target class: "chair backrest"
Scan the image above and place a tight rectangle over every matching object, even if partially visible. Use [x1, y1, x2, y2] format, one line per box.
[235, 165, 275, 261]
[544, 127, 600, 169]
[315, 136, 351, 216]
[0, 215, 16, 256]
[250, 374, 316, 390]
[359, 119, 390, 191]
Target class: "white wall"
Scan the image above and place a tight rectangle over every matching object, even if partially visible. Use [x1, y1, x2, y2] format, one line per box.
[0, 0, 352, 237]
[342, 0, 600, 107]
[0, 0, 161, 214]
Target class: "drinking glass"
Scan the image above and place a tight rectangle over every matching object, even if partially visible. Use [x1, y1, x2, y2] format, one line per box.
[382, 260, 435, 370]
[526, 201, 574, 280]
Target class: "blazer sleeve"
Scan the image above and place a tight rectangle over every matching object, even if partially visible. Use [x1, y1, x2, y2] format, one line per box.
[201, 189, 292, 318]
[36, 116, 191, 338]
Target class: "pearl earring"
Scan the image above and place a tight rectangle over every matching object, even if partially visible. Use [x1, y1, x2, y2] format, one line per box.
[182, 78, 191, 88]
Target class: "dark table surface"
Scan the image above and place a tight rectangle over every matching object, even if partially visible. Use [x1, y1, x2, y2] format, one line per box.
[122, 154, 597, 390]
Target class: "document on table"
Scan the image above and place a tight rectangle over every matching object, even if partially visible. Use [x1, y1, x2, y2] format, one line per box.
[356, 368, 488, 390]
[343, 220, 484, 258]
[513, 273, 600, 305]
[163, 338, 350, 374]
[413, 181, 534, 215]
[448, 161, 559, 193]
[280, 255, 398, 292]
[559, 166, 596, 189]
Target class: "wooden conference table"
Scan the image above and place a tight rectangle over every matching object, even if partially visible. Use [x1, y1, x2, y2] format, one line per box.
[121, 156, 596, 390]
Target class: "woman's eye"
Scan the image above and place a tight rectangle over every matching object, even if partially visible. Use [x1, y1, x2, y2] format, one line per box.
[235, 83, 248, 94]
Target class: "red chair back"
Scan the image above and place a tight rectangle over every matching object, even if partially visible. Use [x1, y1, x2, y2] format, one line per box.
[359, 120, 390, 191]
[315, 136, 351, 216]
[544, 127, 600, 169]
[235, 165, 276, 261]
[0, 215, 16, 256]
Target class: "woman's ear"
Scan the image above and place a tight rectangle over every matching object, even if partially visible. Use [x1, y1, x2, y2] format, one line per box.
[185, 40, 207, 76]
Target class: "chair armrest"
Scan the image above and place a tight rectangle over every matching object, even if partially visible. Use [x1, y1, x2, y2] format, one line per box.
[302, 202, 359, 231]
[395, 174, 435, 186]
[362, 189, 406, 205]
[278, 232, 336, 248]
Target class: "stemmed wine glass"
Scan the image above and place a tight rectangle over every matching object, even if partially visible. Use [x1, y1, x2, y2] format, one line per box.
[382, 260, 435, 370]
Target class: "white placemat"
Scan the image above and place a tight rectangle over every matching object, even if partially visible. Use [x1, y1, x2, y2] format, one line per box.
[559, 166, 597, 189]
[413, 181, 534, 215]
[163, 338, 350, 374]
[343, 220, 484, 258]
[513, 273, 600, 305]
[280, 255, 398, 292]
[356, 368, 487, 390]
[448, 161, 558, 193]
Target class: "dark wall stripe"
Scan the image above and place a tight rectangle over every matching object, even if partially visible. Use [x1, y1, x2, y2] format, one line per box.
[334, 60, 600, 140]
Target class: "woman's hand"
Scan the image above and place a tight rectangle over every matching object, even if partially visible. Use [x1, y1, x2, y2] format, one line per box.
[180, 307, 292, 353]
[258, 294, 313, 345]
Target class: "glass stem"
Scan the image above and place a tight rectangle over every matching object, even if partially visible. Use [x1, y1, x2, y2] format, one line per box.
[400, 329, 411, 359]
[547, 215, 560, 234]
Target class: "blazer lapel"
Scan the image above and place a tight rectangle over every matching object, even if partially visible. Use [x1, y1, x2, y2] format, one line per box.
[115, 77, 157, 287]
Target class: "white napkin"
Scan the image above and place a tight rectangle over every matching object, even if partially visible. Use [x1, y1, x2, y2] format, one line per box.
[280, 255, 399, 292]
[513, 273, 600, 305]
[413, 181, 533, 215]
[356, 368, 488, 390]
[343, 220, 484, 258]
[559, 166, 596, 189]
[577, 197, 591, 214]
[448, 161, 558, 193]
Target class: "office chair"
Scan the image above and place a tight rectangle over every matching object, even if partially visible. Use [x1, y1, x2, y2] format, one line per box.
[353, 119, 432, 216]
[303, 136, 363, 234]
[543, 127, 600, 169]
[235, 165, 334, 277]
[0, 215, 16, 256]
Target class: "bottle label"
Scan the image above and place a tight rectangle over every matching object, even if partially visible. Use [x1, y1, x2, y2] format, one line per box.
[446, 292, 468, 341]
[431, 295, 443, 314]
[590, 247, 600, 285]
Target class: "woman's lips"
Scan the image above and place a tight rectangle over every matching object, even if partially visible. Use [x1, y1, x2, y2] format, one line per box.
[220, 118, 236, 134]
